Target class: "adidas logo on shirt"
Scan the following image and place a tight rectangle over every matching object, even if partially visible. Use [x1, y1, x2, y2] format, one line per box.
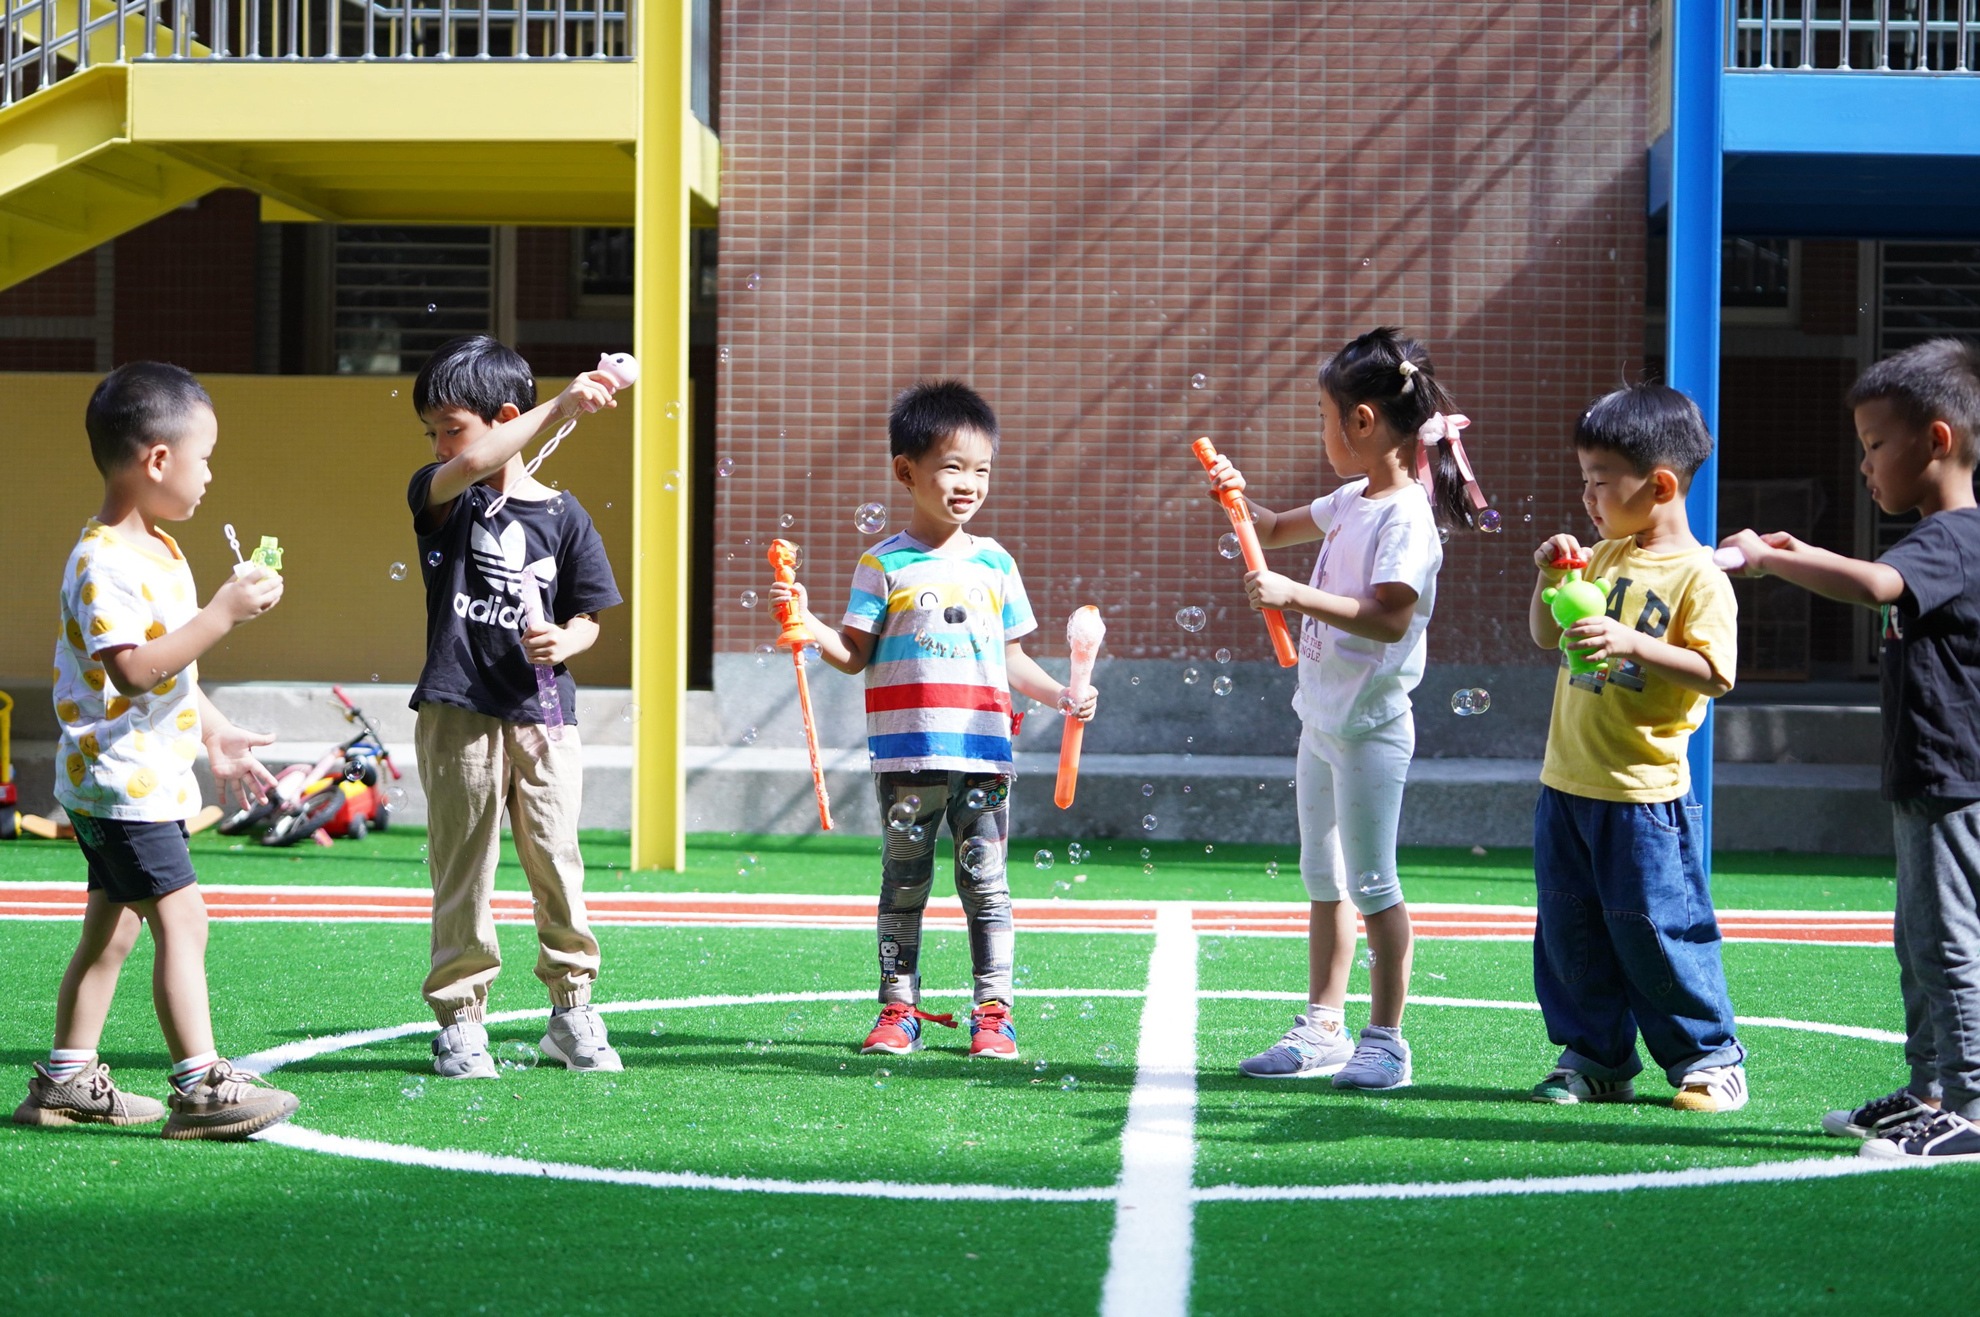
[456, 522, 556, 630]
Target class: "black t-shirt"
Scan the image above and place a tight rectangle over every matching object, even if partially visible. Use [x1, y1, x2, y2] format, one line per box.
[407, 465, 622, 724]
[1879, 507, 1980, 801]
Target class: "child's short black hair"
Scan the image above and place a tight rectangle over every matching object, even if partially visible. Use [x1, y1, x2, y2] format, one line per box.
[1847, 337, 1980, 464]
[413, 335, 537, 422]
[1574, 383, 1715, 488]
[888, 380, 998, 459]
[84, 362, 213, 477]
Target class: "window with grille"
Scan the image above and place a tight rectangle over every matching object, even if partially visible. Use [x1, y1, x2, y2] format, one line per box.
[334, 226, 494, 375]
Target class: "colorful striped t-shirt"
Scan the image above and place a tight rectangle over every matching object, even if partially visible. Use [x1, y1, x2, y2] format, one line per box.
[842, 532, 1037, 775]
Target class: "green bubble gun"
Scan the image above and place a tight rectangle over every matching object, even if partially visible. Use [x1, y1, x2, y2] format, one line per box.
[249, 536, 283, 575]
[1542, 550, 1609, 677]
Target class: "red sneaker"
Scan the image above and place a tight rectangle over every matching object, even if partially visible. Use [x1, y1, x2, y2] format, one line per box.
[860, 1002, 956, 1055]
[969, 1001, 1019, 1059]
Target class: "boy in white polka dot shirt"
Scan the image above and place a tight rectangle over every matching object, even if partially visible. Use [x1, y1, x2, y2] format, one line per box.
[14, 363, 301, 1141]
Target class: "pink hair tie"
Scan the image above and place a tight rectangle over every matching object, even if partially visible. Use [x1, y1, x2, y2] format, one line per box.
[1416, 412, 1488, 512]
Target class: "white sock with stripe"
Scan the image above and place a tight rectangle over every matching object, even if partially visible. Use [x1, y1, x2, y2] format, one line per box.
[169, 1051, 219, 1095]
[46, 1048, 93, 1083]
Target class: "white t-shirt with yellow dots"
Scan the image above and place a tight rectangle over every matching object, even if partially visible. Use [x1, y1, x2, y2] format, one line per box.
[52, 520, 204, 822]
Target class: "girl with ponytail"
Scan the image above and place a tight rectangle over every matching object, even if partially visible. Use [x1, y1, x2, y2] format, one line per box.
[1202, 326, 1489, 1090]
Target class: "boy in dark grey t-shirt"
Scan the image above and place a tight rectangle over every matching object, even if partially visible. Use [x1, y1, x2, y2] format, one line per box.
[1720, 337, 1980, 1163]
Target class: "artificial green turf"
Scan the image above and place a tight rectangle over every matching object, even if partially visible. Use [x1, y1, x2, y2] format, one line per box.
[0, 828, 1903, 911]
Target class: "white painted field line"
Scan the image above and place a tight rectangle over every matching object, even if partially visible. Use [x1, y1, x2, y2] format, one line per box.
[1100, 902, 1198, 1317]
[1192, 1153, 1918, 1202]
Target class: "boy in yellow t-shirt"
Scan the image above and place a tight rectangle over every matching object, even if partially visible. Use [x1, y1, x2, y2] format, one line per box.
[1524, 383, 1747, 1113]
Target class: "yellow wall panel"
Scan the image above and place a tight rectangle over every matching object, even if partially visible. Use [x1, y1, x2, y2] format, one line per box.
[2, 373, 634, 689]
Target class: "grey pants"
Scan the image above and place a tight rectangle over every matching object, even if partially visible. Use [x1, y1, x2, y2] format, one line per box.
[1892, 797, 1980, 1119]
[874, 770, 1014, 1007]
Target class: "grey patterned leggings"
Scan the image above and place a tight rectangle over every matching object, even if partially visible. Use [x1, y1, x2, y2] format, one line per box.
[874, 770, 1014, 1007]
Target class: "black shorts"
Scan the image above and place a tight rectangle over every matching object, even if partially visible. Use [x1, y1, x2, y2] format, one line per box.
[71, 814, 197, 904]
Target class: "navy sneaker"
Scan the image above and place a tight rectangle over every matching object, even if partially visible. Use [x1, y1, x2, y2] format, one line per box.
[1822, 1088, 1936, 1139]
[1860, 1110, 1980, 1163]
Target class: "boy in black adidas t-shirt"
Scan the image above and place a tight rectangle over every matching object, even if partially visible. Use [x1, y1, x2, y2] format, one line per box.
[405, 335, 624, 1079]
[1720, 337, 1980, 1163]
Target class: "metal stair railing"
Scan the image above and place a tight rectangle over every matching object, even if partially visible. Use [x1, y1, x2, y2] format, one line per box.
[1729, 0, 1977, 73]
[2, 0, 632, 107]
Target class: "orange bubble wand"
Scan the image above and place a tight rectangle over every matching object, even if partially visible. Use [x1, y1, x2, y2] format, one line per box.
[768, 539, 833, 830]
[1055, 606, 1105, 809]
[1191, 437, 1298, 668]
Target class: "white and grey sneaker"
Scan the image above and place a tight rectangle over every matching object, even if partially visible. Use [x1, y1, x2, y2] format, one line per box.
[1331, 1025, 1412, 1090]
[540, 1005, 624, 1073]
[1823, 1088, 1936, 1139]
[1530, 1066, 1636, 1104]
[1860, 1110, 1980, 1163]
[432, 1018, 497, 1079]
[1238, 1014, 1355, 1079]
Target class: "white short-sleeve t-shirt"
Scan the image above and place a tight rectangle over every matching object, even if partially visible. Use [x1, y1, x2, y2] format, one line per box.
[1288, 479, 1444, 738]
[51, 520, 205, 822]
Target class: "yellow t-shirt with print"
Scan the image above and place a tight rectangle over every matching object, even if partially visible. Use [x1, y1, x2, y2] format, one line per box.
[52, 520, 204, 822]
[1539, 535, 1737, 804]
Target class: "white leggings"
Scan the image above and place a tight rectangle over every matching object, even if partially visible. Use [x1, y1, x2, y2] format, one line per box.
[1296, 712, 1413, 915]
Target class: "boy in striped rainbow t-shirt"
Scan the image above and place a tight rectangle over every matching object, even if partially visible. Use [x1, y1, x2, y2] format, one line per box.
[771, 380, 1097, 1059]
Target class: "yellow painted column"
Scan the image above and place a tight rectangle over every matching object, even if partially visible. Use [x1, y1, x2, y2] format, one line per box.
[632, 0, 691, 871]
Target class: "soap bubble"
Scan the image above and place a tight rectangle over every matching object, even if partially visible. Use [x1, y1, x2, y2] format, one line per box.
[718, 345, 731, 364]
[1053, 879, 1072, 892]
[619, 702, 640, 723]
[1078, 1000, 1096, 1019]
[1355, 871, 1383, 895]
[908, 823, 928, 844]
[1130, 675, 1141, 686]
[965, 786, 989, 810]
[425, 302, 438, 314]
[1438, 526, 1450, 544]
[887, 802, 916, 832]
[716, 457, 735, 478]
[426, 550, 443, 567]
[1175, 606, 1208, 633]
[1265, 860, 1279, 878]
[388, 562, 408, 581]
[1033, 1059, 1049, 1072]
[778, 512, 795, 530]
[1034, 849, 1054, 870]
[662, 470, 681, 492]
[1068, 842, 1087, 863]
[1479, 509, 1503, 533]
[1212, 675, 1233, 697]
[1218, 532, 1241, 560]
[1141, 782, 1154, 797]
[385, 786, 408, 809]
[664, 400, 683, 421]
[1141, 813, 1157, 832]
[740, 726, 758, 745]
[497, 1041, 538, 1070]
[1143, 863, 1157, 875]
[854, 501, 888, 534]
[1190, 372, 1207, 390]
[1450, 687, 1492, 716]
[873, 1068, 890, 1088]
[958, 837, 997, 878]
[1215, 648, 1232, 665]
[746, 272, 762, 290]
[1183, 666, 1201, 686]
[1205, 844, 1215, 854]
[1096, 1044, 1121, 1065]
[1060, 1074, 1079, 1091]
[401, 1083, 425, 1100]
[739, 589, 758, 609]
[754, 642, 776, 666]
[802, 642, 821, 663]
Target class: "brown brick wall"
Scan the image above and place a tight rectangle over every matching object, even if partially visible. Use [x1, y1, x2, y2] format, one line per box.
[714, 2, 1649, 664]
[113, 190, 259, 372]
[0, 250, 97, 316]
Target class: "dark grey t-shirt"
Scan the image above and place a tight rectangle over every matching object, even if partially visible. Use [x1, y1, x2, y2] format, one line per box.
[1879, 507, 1980, 801]
[407, 464, 621, 725]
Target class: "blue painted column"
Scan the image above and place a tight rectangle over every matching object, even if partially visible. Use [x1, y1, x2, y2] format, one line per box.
[1665, 0, 1724, 868]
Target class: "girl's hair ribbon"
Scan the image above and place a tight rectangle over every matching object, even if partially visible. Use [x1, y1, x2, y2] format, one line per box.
[1416, 412, 1488, 512]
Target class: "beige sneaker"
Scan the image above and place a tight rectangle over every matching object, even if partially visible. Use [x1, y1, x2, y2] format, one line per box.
[1672, 1063, 1750, 1113]
[14, 1060, 166, 1127]
[162, 1059, 299, 1141]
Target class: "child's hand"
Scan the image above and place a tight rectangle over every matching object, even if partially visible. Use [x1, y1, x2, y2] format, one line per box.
[522, 621, 580, 667]
[556, 371, 620, 420]
[211, 566, 283, 625]
[1717, 528, 1795, 577]
[204, 723, 278, 810]
[769, 581, 808, 615]
[1205, 455, 1246, 501]
[1056, 684, 1100, 723]
[1243, 567, 1297, 611]
[1534, 533, 1586, 572]
[1562, 615, 1636, 665]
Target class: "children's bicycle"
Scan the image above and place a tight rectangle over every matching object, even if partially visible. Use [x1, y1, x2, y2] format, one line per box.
[218, 686, 403, 847]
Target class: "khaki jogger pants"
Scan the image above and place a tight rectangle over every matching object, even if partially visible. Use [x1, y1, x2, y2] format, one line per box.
[416, 702, 599, 1026]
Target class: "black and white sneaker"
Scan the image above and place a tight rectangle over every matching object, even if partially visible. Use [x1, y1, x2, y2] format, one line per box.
[1860, 1110, 1980, 1163]
[1821, 1088, 1936, 1139]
